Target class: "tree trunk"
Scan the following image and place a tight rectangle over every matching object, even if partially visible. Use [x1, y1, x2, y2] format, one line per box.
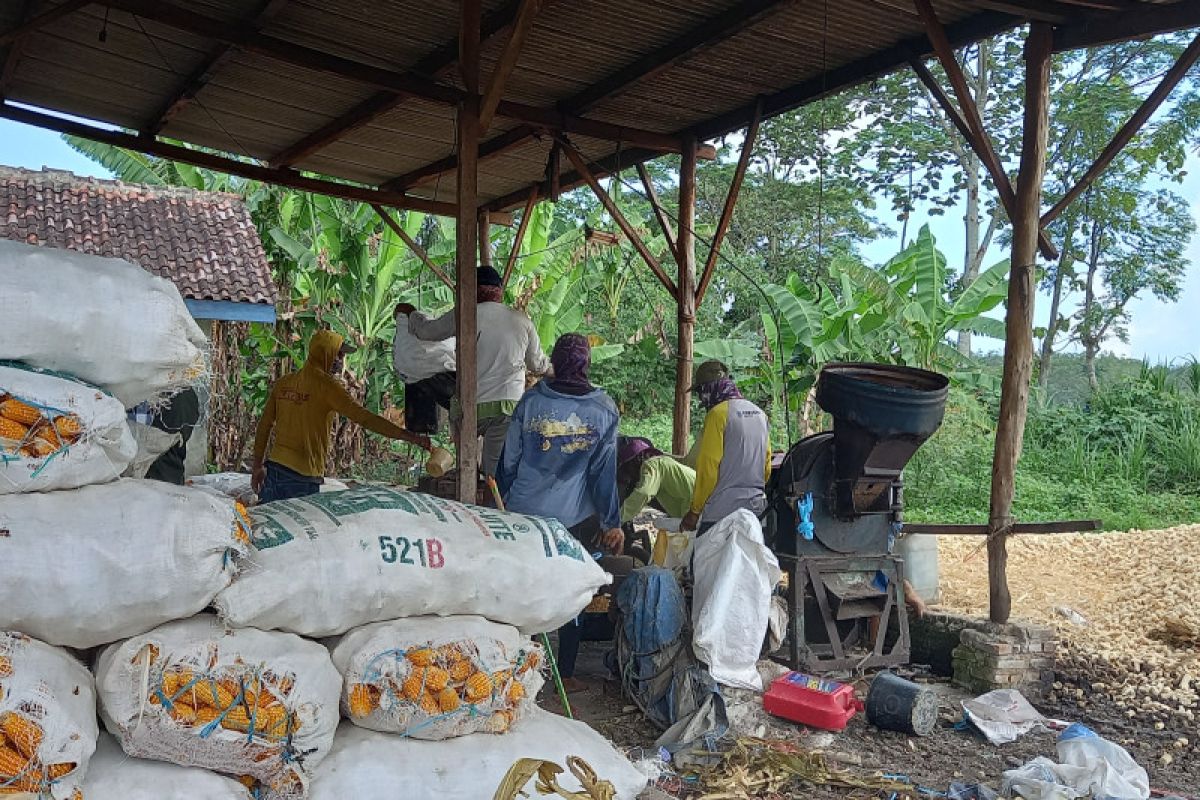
[957, 42, 990, 357]
[1081, 221, 1102, 393]
[1037, 224, 1075, 389]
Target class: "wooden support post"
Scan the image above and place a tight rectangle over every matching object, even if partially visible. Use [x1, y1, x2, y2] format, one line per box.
[372, 204, 454, 288]
[912, 0, 1057, 261]
[478, 212, 493, 267]
[503, 188, 537, 287]
[696, 101, 762, 305]
[456, 0, 482, 503]
[1042, 32, 1200, 225]
[559, 138, 679, 298]
[673, 135, 698, 455]
[987, 22, 1052, 624]
[636, 163, 677, 261]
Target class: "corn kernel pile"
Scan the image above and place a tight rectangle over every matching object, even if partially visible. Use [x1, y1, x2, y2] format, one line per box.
[0, 657, 81, 798]
[346, 640, 542, 737]
[0, 395, 83, 460]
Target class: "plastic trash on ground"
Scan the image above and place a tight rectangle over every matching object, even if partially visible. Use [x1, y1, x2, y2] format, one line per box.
[963, 689, 1047, 745]
[1001, 723, 1150, 800]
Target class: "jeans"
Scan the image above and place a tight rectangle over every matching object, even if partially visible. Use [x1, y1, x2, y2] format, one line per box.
[258, 461, 321, 504]
[404, 372, 455, 434]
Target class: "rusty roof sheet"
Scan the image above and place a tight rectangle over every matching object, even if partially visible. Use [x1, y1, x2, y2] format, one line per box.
[0, 0, 1189, 213]
[0, 166, 277, 307]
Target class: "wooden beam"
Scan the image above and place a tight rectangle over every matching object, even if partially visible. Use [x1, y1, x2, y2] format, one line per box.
[0, 101, 458, 215]
[148, 0, 290, 134]
[559, 138, 677, 299]
[696, 99, 762, 305]
[271, 0, 535, 167]
[1043, 32, 1200, 225]
[372, 203, 454, 288]
[673, 135, 697, 456]
[547, 140, 561, 201]
[385, 127, 531, 191]
[1054, 1, 1200, 52]
[987, 22, 1053, 625]
[0, 0, 35, 98]
[502, 188, 537, 287]
[964, 0, 1071, 23]
[902, 519, 1101, 535]
[0, 0, 90, 47]
[912, 0, 1057, 260]
[636, 162, 677, 261]
[479, 0, 541, 133]
[456, 0, 482, 502]
[478, 211, 492, 267]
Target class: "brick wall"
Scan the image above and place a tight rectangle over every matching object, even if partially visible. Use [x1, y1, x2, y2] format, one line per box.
[908, 611, 1057, 698]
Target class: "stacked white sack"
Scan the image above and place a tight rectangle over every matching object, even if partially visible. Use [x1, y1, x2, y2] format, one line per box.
[216, 486, 610, 637]
[0, 364, 137, 494]
[82, 735, 251, 800]
[0, 631, 98, 799]
[310, 710, 647, 800]
[96, 615, 342, 799]
[332, 616, 544, 740]
[0, 239, 208, 406]
[0, 479, 248, 648]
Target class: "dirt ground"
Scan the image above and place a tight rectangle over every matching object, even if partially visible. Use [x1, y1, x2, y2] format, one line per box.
[536, 525, 1200, 799]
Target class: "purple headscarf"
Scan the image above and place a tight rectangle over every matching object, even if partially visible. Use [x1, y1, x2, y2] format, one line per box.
[697, 376, 742, 410]
[549, 333, 593, 395]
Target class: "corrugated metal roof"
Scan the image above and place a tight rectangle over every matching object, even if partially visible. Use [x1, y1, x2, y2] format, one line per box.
[0, 0, 1187, 212]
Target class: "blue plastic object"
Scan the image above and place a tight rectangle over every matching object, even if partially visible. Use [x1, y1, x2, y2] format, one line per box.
[796, 492, 815, 540]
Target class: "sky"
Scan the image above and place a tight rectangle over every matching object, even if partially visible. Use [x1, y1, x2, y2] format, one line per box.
[2, 117, 1197, 362]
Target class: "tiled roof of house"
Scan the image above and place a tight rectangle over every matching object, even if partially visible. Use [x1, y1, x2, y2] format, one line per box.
[0, 166, 276, 307]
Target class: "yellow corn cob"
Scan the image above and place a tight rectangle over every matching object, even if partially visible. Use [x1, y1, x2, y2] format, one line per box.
[518, 650, 541, 674]
[237, 775, 258, 790]
[492, 669, 513, 687]
[194, 679, 237, 710]
[506, 682, 526, 703]
[0, 743, 29, 780]
[447, 659, 472, 683]
[161, 668, 194, 698]
[486, 710, 513, 734]
[464, 672, 492, 703]
[46, 762, 75, 780]
[0, 418, 29, 445]
[406, 647, 435, 667]
[19, 439, 55, 459]
[348, 683, 378, 718]
[219, 707, 254, 734]
[436, 644, 464, 663]
[71, 788, 83, 800]
[423, 666, 450, 693]
[401, 673, 425, 701]
[261, 705, 287, 736]
[33, 423, 62, 449]
[0, 713, 42, 760]
[418, 691, 441, 716]
[168, 701, 198, 725]
[0, 399, 42, 427]
[436, 687, 461, 713]
[0, 655, 11, 678]
[52, 415, 83, 443]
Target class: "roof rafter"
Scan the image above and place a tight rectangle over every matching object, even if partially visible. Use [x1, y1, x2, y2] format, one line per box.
[1053, 0, 1200, 51]
[0, 0, 35, 98]
[386, 0, 795, 191]
[0, 0, 90, 47]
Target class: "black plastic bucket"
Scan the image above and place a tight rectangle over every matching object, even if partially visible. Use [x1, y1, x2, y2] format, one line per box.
[865, 671, 939, 736]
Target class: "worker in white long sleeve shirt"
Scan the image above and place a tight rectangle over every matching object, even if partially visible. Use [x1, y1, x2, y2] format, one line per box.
[400, 265, 550, 477]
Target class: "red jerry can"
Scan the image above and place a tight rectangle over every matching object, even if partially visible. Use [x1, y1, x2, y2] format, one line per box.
[762, 671, 864, 731]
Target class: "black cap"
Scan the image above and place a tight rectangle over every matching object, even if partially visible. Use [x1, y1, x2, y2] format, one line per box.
[477, 265, 503, 287]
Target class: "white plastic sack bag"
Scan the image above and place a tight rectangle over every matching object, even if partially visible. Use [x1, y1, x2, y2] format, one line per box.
[332, 616, 544, 740]
[962, 689, 1047, 745]
[0, 479, 249, 648]
[310, 709, 648, 800]
[0, 364, 136, 494]
[1001, 724, 1150, 800]
[0, 631, 98, 799]
[82, 734, 250, 800]
[216, 486, 610, 636]
[691, 510, 781, 691]
[96, 615, 342, 799]
[0, 240, 208, 406]
[121, 421, 180, 479]
[187, 472, 257, 504]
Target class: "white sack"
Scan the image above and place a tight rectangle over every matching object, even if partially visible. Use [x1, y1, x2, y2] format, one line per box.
[0, 240, 208, 406]
[0, 479, 248, 648]
[0, 364, 136, 494]
[962, 689, 1047, 745]
[0, 631, 98, 799]
[691, 510, 781, 691]
[310, 710, 648, 800]
[331, 616, 544, 740]
[121, 421, 180, 479]
[82, 734, 250, 800]
[187, 471, 257, 504]
[216, 486, 610, 637]
[96, 615, 342, 799]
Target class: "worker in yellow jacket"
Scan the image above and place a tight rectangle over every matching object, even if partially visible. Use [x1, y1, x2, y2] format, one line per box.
[251, 329, 430, 502]
[680, 360, 771, 534]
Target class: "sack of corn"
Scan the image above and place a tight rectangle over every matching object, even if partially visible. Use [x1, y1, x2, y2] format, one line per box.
[0, 240, 208, 406]
[331, 616, 544, 740]
[95, 614, 342, 799]
[0, 479, 249, 648]
[0, 631, 98, 799]
[216, 486, 610, 637]
[0, 364, 136, 494]
[82, 734, 251, 800]
[310, 709, 648, 800]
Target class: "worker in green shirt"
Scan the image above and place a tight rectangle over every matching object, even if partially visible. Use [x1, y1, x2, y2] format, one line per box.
[617, 436, 696, 522]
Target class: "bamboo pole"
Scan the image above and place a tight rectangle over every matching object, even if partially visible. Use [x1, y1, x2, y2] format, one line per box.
[987, 22, 1053, 624]
[456, 0, 482, 503]
[673, 135, 698, 456]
